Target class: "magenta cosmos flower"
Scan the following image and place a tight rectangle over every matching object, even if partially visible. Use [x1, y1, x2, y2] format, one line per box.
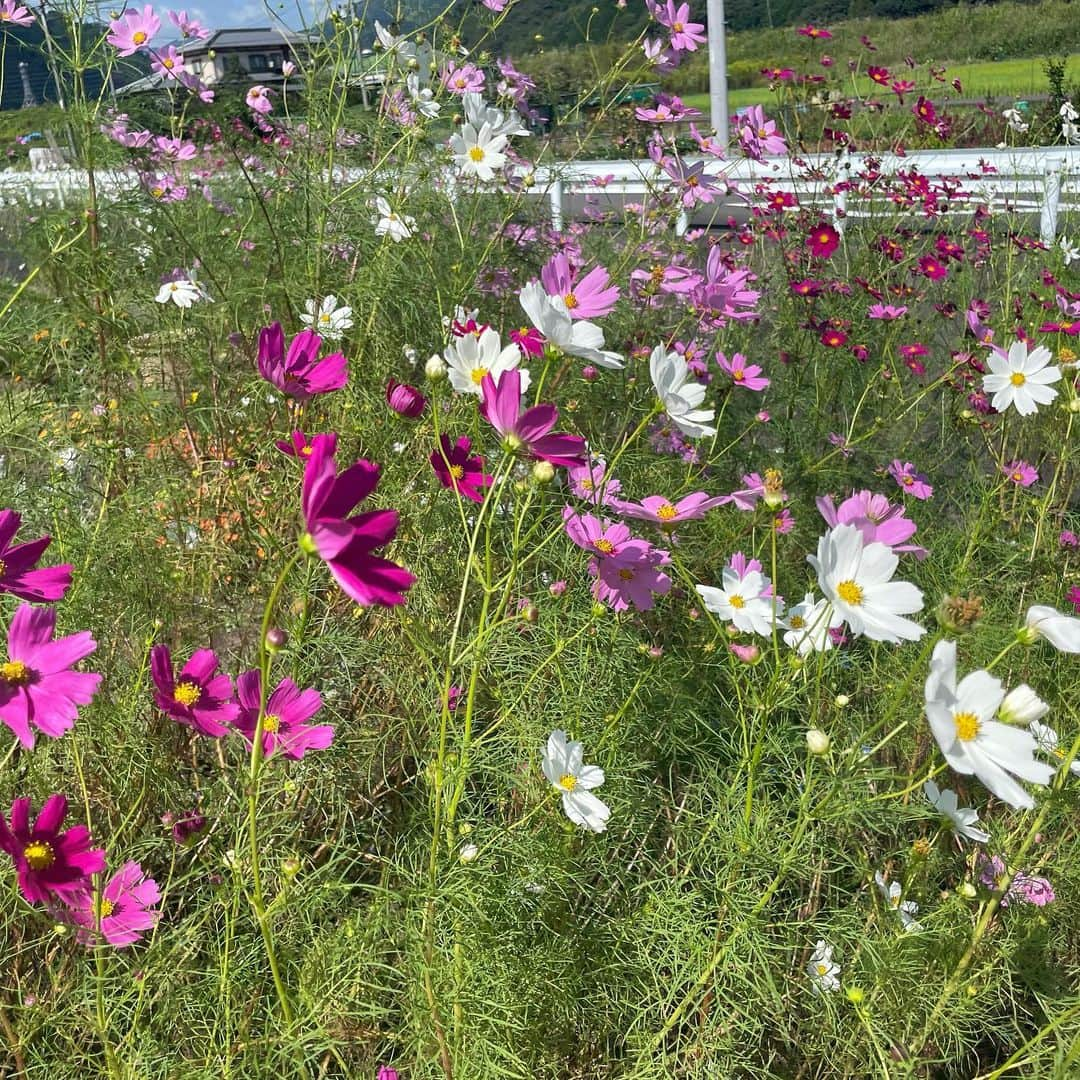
[888, 460, 933, 500]
[540, 253, 619, 320]
[0, 795, 105, 905]
[716, 351, 769, 391]
[106, 4, 159, 54]
[257, 322, 347, 401]
[563, 508, 641, 561]
[65, 860, 161, 947]
[430, 435, 492, 505]
[806, 222, 840, 259]
[816, 491, 927, 559]
[615, 492, 726, 526]
[235, 671, 333, 760]
[480, 370, 586, 469]
[151, 646, 239, 737]
[275, 430, 324, 458]
[0, 509, 72, 602]
[0, 605, 100, 749]
[301, 434, 415, 607]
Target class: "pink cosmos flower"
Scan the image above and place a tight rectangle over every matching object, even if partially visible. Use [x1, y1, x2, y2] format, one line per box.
[1002, 460, 1038, 487]
[722, 472, 766, 511]
[657, 1, 706, 51]
[888, 460, 933, 500]
[615, 492, 725, 526]
[568, 458, 621, 507]
[442, 63, 485, 94]
[275, 431, 322, 458]
[480, 370, 586, 469]
[0, 509, 72, 602]
[1061, 530, 1079, 549]
[234, 671, 333, 760]
[0, 0, 34, 26]
[151, 646, 239, 737]
[716, 351, 769, 391]
[738, 105, 787, 159]
[257, 323, 347, 401]
[0, 605, 100, 749]
[150, 45, 185, 79]
[868, 304, 907, 320]
[430, 435, 492, 505]
[509, 326, 545, 357]
[301, 435, 415, 607]
[106, 4, 159, 54]
[591, 543, 672, 612]
[797, 24, 832, 39]
[64, 861, 161, 947]
[386, 380, 426, 418]
[540, 254, 619, 319]
[563, 508, 639, 561]
[806, 223, 840, 259]
[816, 491, 928, 559]
[246, 85, 273, 114]
[1007, 873, 1055, 907]
[1066, 586, 1080, 613]
[635, 93, 700, 123]
[0, 795, 105, 905]
[168, 9, 209, 39]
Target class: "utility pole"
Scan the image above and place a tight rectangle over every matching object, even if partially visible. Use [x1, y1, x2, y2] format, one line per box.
[707, 0, 728, 147]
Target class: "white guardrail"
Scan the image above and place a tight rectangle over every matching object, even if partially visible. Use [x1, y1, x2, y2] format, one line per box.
[1, 145, 1077, 243]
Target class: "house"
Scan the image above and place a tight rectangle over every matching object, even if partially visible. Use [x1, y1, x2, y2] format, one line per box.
[117, 27, 316, 95]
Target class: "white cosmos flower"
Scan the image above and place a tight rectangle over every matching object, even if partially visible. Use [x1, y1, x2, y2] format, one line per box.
[649, 344, 716, 438]
[695, 558, 779, 636]
[982, 341, 1061, 416]
[519, 282, 623, 369]
[1002, 107, 1029, 133]
[998, 684, 1049, 726]
[407, 73, 440, 118]
[155, 278, 209, 307]
[1025, 604, 1080, 653]
[1061, 238, 1079, 266]
[807, 940, 840, 994]
[923, 780, 990, 844]
[300, 295, 353, 341]
[1029, 720, 1080, 776]
[372, 197, 416, 242]
[450, 122, 508, 182]
[444, 327, 527, 398]
[925, 640, 1054, 810]
[462, 92, 529, 139]
[1062, 101, 1079, 122]
[808, 524, 925, 644]
[874, 871, 920, 932]
[780, 592, 839, 655]
[373, 20, 415, 61]
[541, 729, 610, 833]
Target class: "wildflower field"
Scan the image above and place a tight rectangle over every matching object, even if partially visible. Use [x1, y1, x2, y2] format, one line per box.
[1, 2, 1080, 1077]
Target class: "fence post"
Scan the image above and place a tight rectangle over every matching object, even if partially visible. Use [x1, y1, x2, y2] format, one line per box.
[675, 208, 689, 236]
[1040, 160, 1062, 245]
[831, 149, 852, 234]
[550, 178, 564, 232]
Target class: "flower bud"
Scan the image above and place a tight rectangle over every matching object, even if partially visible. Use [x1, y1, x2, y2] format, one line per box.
[265, 627, 287, 653]
[532, 460, 555, 484]
[935, 594, 984, 633]
[834, 693, 850, 708]
[425, 353, 446, 380]
[549, 579, 568, 598]
[806, 728, 830, 755]
[581, 365, 598, 382]
[998, 684, 1049, 725]
[282, 855, 301, 878]
[845, 985, 865, 1005]
[386, 380, 426, 418]
[959, 881, 977, 899]
[459, 842, 479, 863]
[518, 600, 539, 624]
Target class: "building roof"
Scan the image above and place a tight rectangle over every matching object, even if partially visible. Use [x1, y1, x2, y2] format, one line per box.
[177, 28, 316, 55]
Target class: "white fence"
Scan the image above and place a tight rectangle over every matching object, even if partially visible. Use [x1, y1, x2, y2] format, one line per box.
[2, 145, 1077, 242]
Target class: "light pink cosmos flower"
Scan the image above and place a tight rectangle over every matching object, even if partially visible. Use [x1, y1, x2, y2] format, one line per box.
[150, 44, 185, 79]
[868, 304, 908, 320]
[722, 472, 766, 511]
[442, 62, 485, 95]
[563, 508, 640, 561]
[234, 671, 333, 760]
[540, 254, 619, 320]
[816, 491, 928, 559]
[168, 9, 210, 39]
[888, 460, 933, 500]
[106, 4, 159, 54]
[656, 0, 706, 51]
[63, 861, 161, 947]
[739, 105, 787, 159]
[716, 351, 769, 391]
[0, 0, 34, 26]
[635, 93, 700, 123]
[246, 85, 273, 114]
[0, 605, 100, 750]
[591, 543, 672, 612]
[1002, 460, 1038, 487]
[614, 492, 726, 526]
[568, 458, 621, 507]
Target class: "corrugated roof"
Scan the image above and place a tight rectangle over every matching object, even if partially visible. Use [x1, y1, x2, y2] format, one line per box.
[177, 28, 315, 54]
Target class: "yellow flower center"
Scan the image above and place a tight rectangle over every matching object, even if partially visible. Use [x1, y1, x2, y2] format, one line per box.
[1010, 372, 1026, 386]
[733, 368, 744, 381]
[97, 898, 115, 919]
[468, 146, 485, 162]
[593, 538, 615, 554]
[162, 58, 174, 69]
[1, 659, 28, 684]
[0, 558, 6, 577]
[728, 594, 745, 609]
[300, 445, 313, 456]
[564, 292, 579, 309]
[788, 615, 806, 629]
[618, 568, 634, 581]
[173, 681, 202, 707]
[815, 963, 829, 976]
[580, 478, 594, 491]
[558, 774, 577, 791]
[836, 580, 863, 605]
[150, 186, 164, 199]
[470, 366, 489, 384]
[23, 841, 55, 870]
[1011, 471, 1023, 482]
[319, 312, 331, 323]
[132, 30, 147, 44]
[954, 711, 981, 741]
[673, 20, 684, 31]
[449, 464, 465, 480]
[263, 714, 280, 733]
[656, 502, 678, 520]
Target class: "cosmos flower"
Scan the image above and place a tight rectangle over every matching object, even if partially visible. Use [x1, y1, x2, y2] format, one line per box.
[716, 351, 769, 391]
[614, 492, 725, 526]
[0, 795, 106, 905]
[0, 605, 100, 749]
[445, 327, 528, 398]
[649, 345, 715, 438]
[372, 197, 416, 242]
[151, 646, 239, 738]
[299, 295, 353, 341]
[0, 509, 72, 602]
[155, 279, 209, 307]
[519, 282, 623, 369]
[780, 592, 838, 656]
[0, 1, 34, 27]
[1024, 605, 1080, 653]
[888, 460, 933, 500]
[430, 435, 492, 505]
[257, 323, 347, 401]
[925, 640, 1053, 809]
[63, 860, 161, 947]
[541, 729, 610, 832]
[874, 871, 920, 931]
[450, 122, 508, 181]
[983, 341, 1062, 416]
[246, 85, 272, 114]
[696, 552, 779, 636]
[539, 254, 619, 320]
[807, 941, 840, 993]
[923, 780, 990, 844]
[809, 524, 925, 643]
[234, 671, 333, 760]
[106, 4, 159, 55]
[816, 491, 927, 559]
[1001, 460, 1038, 487]
[806, 223, 840, 259]
[479, 369, 586, 469]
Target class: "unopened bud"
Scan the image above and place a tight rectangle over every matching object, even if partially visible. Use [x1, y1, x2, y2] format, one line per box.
[532, 460, 555, 484]
[265, 627, 287, 653]
[425, 353, 446, 380]
[834, 693, 850, 708]
[282, 856, 301, 878]
[459, 842, 479, 863]
[806, 729, 830, 755]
